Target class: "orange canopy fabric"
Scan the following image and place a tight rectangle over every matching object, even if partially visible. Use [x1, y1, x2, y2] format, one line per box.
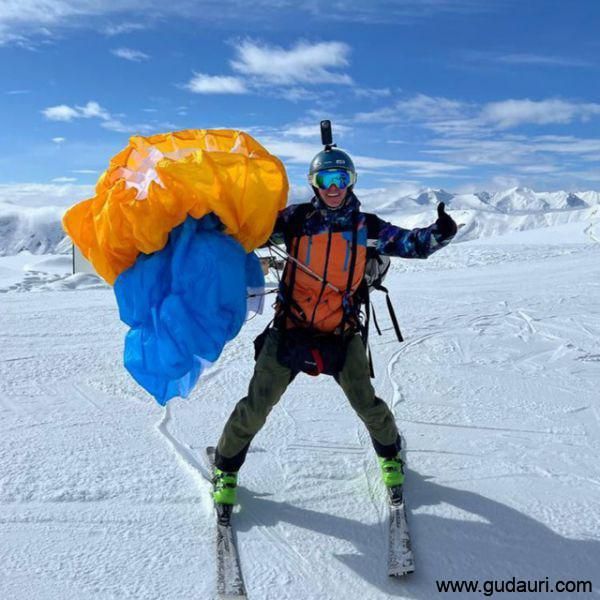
[63, 129, 289, 284]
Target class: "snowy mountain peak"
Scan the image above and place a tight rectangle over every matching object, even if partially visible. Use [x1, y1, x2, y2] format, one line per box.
[491, 187, 549, 213]
[566, 193, 587, 208]
[0, 202, 68, 256]
[413, 188, 454, 206]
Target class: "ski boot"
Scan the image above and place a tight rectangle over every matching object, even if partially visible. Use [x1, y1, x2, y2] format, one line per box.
[212, 468, 238, 525]
[378, 454, 405, 505]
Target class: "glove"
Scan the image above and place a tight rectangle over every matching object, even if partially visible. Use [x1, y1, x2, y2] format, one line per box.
[435, 202, 457, 238]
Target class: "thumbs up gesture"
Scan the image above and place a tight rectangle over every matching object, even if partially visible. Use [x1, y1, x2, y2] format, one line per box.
[436, 202, 457, 238]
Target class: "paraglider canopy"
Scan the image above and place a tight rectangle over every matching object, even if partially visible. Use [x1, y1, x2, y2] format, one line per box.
[63, 129, 288, 284]
[62, 129, 289, 404]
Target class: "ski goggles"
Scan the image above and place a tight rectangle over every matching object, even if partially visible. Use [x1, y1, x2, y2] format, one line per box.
[309, 168, 356, 190]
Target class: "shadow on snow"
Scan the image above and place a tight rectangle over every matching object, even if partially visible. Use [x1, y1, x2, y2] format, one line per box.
[234, 469, 599, 598]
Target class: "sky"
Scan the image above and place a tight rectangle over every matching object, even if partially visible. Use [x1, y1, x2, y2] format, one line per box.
[1, 0, 600, 207]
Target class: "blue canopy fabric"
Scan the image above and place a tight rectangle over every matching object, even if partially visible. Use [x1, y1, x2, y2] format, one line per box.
[114, 214, 264, 404]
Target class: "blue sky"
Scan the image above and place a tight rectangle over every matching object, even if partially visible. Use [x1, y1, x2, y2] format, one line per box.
[1, 0, 600, 206]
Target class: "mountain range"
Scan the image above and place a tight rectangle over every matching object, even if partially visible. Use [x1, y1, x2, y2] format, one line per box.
[1, 186, 598, 256]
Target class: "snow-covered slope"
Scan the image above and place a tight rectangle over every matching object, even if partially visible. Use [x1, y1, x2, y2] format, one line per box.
[0, 226, 599, 599]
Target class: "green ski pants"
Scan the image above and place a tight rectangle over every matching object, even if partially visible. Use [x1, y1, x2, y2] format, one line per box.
[216, 329, 400, 471]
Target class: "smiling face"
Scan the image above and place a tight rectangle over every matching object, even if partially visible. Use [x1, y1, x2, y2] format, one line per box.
[318, 183, 348, 209]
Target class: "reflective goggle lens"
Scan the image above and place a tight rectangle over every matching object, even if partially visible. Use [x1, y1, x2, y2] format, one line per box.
[312, 169, 353, 190]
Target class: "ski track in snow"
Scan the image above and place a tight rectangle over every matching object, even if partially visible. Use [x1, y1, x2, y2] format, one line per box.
[1, 240, 600, 599]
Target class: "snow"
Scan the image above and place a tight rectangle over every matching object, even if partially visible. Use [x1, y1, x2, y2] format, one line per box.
[0, 202, 68, 256]
[1, 217, 599, 598]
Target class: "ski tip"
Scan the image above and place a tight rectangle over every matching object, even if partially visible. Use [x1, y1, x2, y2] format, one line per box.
[389, 569, 415, 578]
[389, 560, 415, 577]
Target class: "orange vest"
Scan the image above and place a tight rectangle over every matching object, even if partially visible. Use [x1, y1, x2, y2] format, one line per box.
[279, 220, 368, 333]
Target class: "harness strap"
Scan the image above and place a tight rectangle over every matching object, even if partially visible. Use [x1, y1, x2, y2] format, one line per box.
[277, 235, 302, 328]
[309, 229, 333, 328]
[378, 284, 404, 342]
[339, 212, 360, 333]
[367, 343, 375, 378]
[371, 303, 383, 336]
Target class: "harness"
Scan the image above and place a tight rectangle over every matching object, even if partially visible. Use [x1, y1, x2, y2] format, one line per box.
[275, 206, 361, 334]
[271, 204, 403, 377]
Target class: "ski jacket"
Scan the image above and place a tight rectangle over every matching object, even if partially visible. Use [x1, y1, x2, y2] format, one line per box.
[272, 193, 454, 334]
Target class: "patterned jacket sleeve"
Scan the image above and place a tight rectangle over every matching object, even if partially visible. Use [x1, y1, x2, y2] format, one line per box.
[370, 214, 455, 258]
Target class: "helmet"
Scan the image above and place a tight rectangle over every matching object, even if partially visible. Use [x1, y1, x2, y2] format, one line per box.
[308, 148, 357, 186]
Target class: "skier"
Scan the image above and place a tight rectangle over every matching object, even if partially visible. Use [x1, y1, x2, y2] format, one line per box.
[211, 136, 457, 506]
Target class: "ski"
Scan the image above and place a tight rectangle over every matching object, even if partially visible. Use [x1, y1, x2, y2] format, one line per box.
[387, 486, 415, 577]
[205, 446, 247, 600]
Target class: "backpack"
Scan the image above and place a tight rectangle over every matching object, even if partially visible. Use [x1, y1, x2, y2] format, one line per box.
[356, 251, 404, 377]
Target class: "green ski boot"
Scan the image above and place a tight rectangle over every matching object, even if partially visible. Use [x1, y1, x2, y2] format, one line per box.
[213, 468, 238, 506]
[378, 454, 405, 489]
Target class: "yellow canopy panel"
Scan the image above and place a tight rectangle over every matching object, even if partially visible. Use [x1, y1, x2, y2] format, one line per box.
[63, 129, 289, 284]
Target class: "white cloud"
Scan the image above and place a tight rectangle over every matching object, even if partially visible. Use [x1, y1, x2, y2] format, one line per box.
[51, 176, 77, 182]
[100, 119, 155, 134]
[0, 182, 94, 208]
[354, 155, 466, 176]
[230, 40, 353, 85]
[42, 101, 110, 122]
[422, 131, 600, 181]
[52, 137, 66, 144]
[356, 94, 466, 123]
[515, 164, 559, 174]
[260, 138, 316, 163]
[355, 94, 476, 137]
[353, 87, 392, 99]
[489, 175, 522, 190]
[356, 95, 600, 142]
[529, 135, 600, 155]
[0, 1, 499, 46]
[277, 87, 315, 102]
[260, 137, 466, 178]
[394, 94, 466, 121]
[481, 99, 600, 129]
[185, 73, 248, 94]
[42, 104, 80, 121]
[281, 123, 352, 139]
[496, 53, 593, 68]
[41, 100, 155, 134]
[104, 22, 146, 36]
[111, 47, 150, 62]
[181, 39, 353, 100]
[78, 101, 110, 119]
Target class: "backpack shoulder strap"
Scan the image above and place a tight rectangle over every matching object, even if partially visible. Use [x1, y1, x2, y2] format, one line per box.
[282, 203, 316, 245]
